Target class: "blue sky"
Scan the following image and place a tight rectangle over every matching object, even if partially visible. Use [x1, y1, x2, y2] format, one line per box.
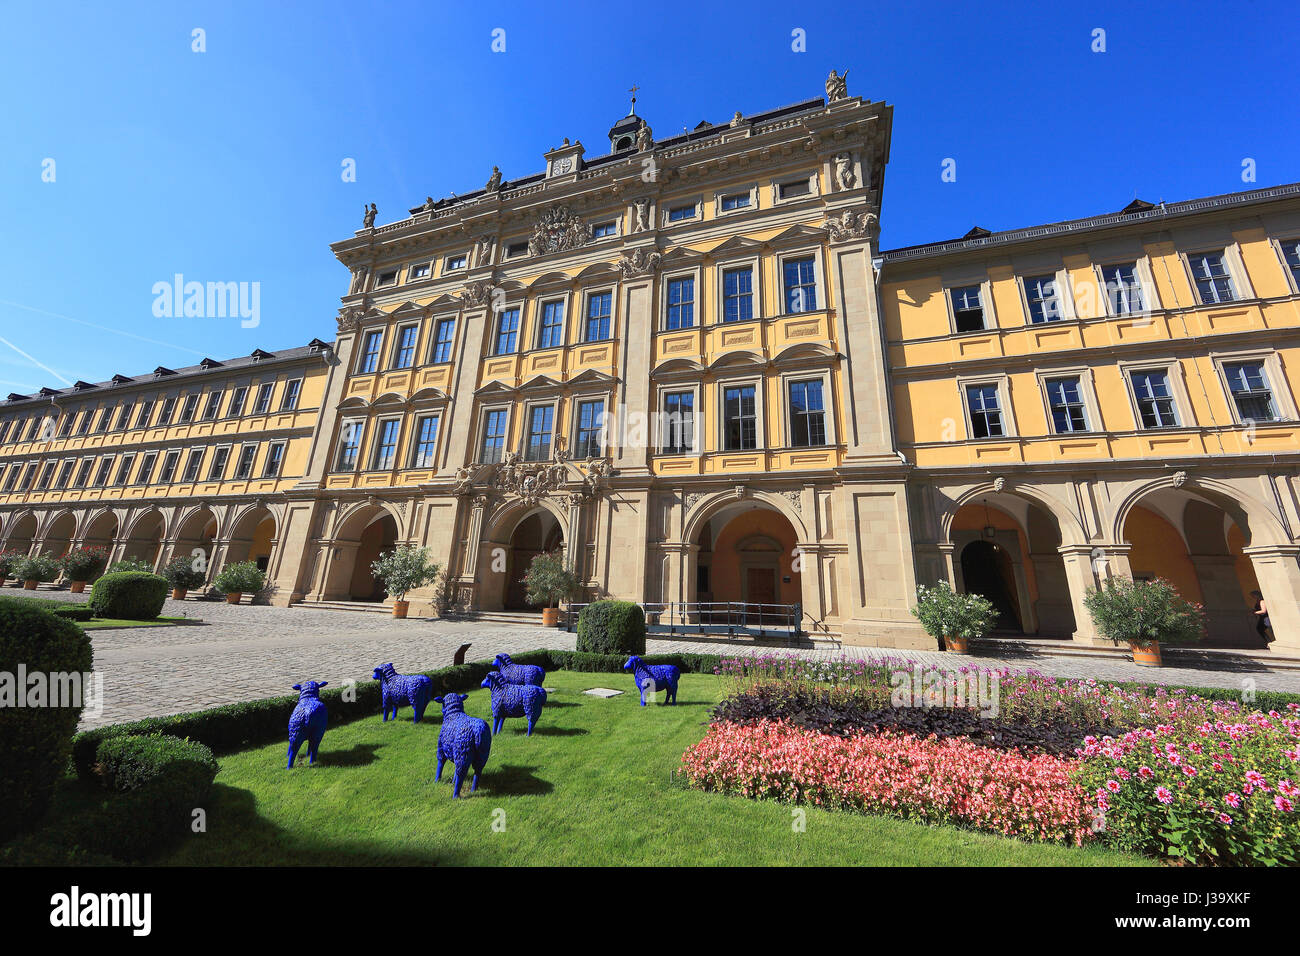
[1, 0, 1296, 392]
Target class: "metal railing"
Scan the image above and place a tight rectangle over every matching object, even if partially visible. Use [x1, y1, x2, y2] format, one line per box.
[565, 601, 802, 643]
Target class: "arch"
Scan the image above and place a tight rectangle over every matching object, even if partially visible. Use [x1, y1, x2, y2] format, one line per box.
[40, 511, 78, 559]
[525, 270, 573, 290]
[689, 502, 803, 615]
[319, 502, 403, 602]
[941, 483, 1088, 545]
[1108, 475, 1289, 548]
[483, 495, 570, 544]
[960, 539, 1022, 631]
[772, 342, 838, 366]
[80, 510, 119, 549]
[121, 510, 166, 567]
[174, 504, 221, 542]
[707, 349, 767, 371]
[226, 504, 278, 572]
[124, 507, 169, 542]
[682, 489, 810, 546]
[2, 511, 40, 554]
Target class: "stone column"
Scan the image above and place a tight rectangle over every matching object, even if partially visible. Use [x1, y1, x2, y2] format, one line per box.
[207, 537, 232, 584]
[1243, 545, 1300, 654]
[564, 494, 583, 576]
[1058, 544, 1103, 643]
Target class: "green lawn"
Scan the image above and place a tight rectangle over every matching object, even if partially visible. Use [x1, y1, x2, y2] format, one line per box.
[156, 671, 1150, 867]
[80, 616, 192, 630]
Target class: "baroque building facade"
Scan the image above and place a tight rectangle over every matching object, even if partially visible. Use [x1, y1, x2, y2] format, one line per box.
[3, 78, 1300, 654]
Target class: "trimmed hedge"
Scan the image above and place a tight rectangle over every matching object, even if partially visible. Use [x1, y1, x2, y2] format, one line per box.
[0, 595, 92, 622]
[90, 571, 168, 621]
[576, 600, 647, 656]
[0, 601, 94, 842]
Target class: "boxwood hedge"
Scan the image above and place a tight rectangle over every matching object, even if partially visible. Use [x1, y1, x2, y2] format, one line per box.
[89, 571, 168, 621]
[576, 600, 647, 656]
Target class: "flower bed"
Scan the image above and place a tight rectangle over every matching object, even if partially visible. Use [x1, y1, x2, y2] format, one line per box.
[680, 719, 1094, 845]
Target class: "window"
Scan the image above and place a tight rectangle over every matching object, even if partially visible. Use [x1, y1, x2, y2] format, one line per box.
[666, 277, 695, 330]
[506, 241, 529, 259]
[720, 192, 750, 211]
[592, 221, 617, 239]
[494, 308, 520, 355]
[965, 384, 1004, 438]
[409, 416, 439, 468]
[77, 410, 93, 436]
[253, 383, 274, 415]
[1025, 274, 1063, 323]
[227, 387, 247, 418]
[0, 420, 11, 444]
[480, 409, 508, 463]
[783, 257, 818, 314]
[96, 407, 112, 433]
[371, 420, 400, 470]
[136, 452, 157, 485]
[3, 464, 19, 491]
[723, 267, 754, 323]
[38, 462, 56, 490]
[723, 385, 757, 450]
[263, 441, 286, 477]
[375, 269, 398, 287]
[525, 405, 554, 461]
[667, 204, 695, 223]
[233, 444, 258, 479]
[59, 413, 75, 437]
[21, 463, 38, 491]
[788, 380, 827, 446]
[115, 403, 134, 430]
[661, 391, 694, 454]
[181, 449, 204, 483]
[408, 262, 431, 281]
[207, 446, 230, 480]
[1133, 369, 1185, 429]
[1281, 238, 1300, 289]
[778, 178, 811, 200]
[202, 390, 223, 421]
[585, 292, 612, 341]
[1223, 361, 1278, 422]
[115, 455, 136, 486]
[336, 422, 361, 471]
[178, 394, 199, 423]
[538, 301, 564, 349]
[358, 330, 383, 373]
[431, 319, 456, 363]
[157, 450, 180, 483]
[55, 459, 75, 488]
[1045, 377, 1089, 433]
[574, 400, 605, 458]
[392, 325, 418, 369]
[1188, 251, 1237, 304]
[157, 397, 176, 425]
[1101, 262, 1145, 315]
[135, 400, 154, 428]
[281, 380, 302, 410]
[951, 285, 985, 332]
[74, 458, 94, 488]
[444, 255, 467, 272]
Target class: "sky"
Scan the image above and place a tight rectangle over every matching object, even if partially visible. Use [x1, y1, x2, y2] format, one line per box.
[1, 0, 1296, 393]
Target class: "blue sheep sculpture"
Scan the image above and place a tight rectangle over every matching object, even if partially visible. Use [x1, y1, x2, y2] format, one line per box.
[435, 693, 491, 797]
[623, 655, 681, 706]
[287, 681, 328, 768]
[481, 671, 547, 736]
[372, 663, 433, 723]
[492, 653, 545, 686]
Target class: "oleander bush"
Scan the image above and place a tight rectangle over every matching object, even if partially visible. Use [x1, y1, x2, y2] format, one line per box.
[213, 560, 265, 596]
[160, 555, 207, 592]
[12, 553, 61, 584]
[576, 599, 646, 656]
[1083, 576, 1205, 648]
[89, 571, 168, 621]
[59, 546, 108, 583]
[0, 549, 24, 580]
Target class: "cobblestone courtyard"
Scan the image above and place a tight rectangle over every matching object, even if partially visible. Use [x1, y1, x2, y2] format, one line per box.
[6, 586, 1295, 729]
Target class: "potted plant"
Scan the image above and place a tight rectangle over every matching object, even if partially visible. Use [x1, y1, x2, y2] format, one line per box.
[213, 561, 266, 605]
[60, 546, 108, 593]
[910, 580, 997, 652]
[106, 556, 155, 575]
[0, 549, 22, 587]
[1083, 576, 1205, 666]
[370, 544, 441, 619]
[522, 550, 579, 627]
[14, 553, 61, 591]
[161, 555, 207, 600]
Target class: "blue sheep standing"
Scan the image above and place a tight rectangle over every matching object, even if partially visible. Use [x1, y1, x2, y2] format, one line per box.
[480, 671, 547, 736]
[492, 653, 545, 686]
[435, 693, 491, 798]
[372, 663, 433, 723]
[623, 655, 681, 706]
[287, 680, 329, 768]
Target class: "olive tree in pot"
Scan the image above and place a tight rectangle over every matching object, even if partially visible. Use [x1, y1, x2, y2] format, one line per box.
[13, 553, 61, 591]
[161, 555, 207, 600]
[370, 545, 441, 619]
[59, 547, 108, 594]
[1083, 576, 1205, 666]
[213, 561, 266, 605]
[522, 550, 579, 627]
[910, 580, 998, 652]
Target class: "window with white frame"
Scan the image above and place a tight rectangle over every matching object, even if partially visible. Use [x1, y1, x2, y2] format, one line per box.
[480, 409, 508, 463]
[93, 457, 114, 486]
[38, 462, 56, 490]
[226, 387, 247, 418]
[965, 383, 1004, 438]
[135, 400, 155, 428]
[1100, 262, 1145, 315]
[55, 459, 75, 488]
[585, 291, 612, 341]
[58, 412, 75, 437]
[181, 449, 204, 483]
[538, 300, 565, 349]
[667, 204, 695, 223]
[573, 399, 605, 458]
[408, 261, 431, 281]
[202, 390, 223, 421]
[158, 450, 181, 483]
[951, 285, 986, 332]
[1188, 251, 1237, 304]
[493, 308, 520, 355]
[371, 419, 401, 469]
[665, 276, 695, 330]
[1223, 360, 1278, 422]
[723, 384, 758, 450]
[525, 405, 554, 461]
[281, 379, 302, 410]
[178, 394, 199, 423]
[392, 325, 418, 369]
[788, 379, 827, 446]
[77, 408, 94, 435]
[592, 221, 617, 239]
[1024, 274, 1063, 323]
[263, 441, 286, 477]
[444, 255, 467, 272]
[336, 421, 362, 471]
[782, 256, 818, 314]
[253, 382, 274, 414]
[114, 454, 135, 486]
[720, 191, 751, 212]
[661, 391, 695, 453]
[72, 458, 92, 488]
[207, 446, 230, 481]
[1044, 377, 1089, 433]
[409, 416, 439, 468]
[1280, 238, 1300, 290]
[136, 451, 157, 485]
[233, 443, 258, 479]
[96, 406, 112, 432]
[1129, 369, 1180, 428]
[431, 318, 456, 363]
[358, 330, 383, 373]
[722, 266, 754, 323]
[21, 464, 39, 491]
[115, 402, 134, 430]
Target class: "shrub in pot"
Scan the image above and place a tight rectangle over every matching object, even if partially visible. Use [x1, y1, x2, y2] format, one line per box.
[576, 600, 646, 656]
[1083, 576, 1204, 666]
[910, 581, 997, 652]
[106, 556, 155, 575]
[213, 561, 265, 604]
[13, 553, 60, 591]
[0, 600, 94, 842]
[89, 571, 169, 621]
[370, 545, 440, 618]
[60, 547, 108, 593]
[0, 549, 24, 587]
[522, 550, 578, 626]
[160, 555, 207, 600]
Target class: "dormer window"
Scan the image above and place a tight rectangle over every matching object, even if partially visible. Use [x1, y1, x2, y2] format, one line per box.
[592, 221, 617, 239]
[444, 255, 467, 273]
[375, 269, 398, 288]
[506, 242, 529, 259]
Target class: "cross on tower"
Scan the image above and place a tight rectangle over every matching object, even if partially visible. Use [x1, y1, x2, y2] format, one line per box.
[628, 84, 639, 112]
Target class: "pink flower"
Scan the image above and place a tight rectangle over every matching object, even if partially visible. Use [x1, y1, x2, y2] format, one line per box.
[1219, 813, 1232, 825]
[1225, 792, 1242, 808]
[1138, 766, 1154, 779]
[1105, 779, 1122, 793]
[1276, 795, 1294, 813]
[1155, 786, 1173, 804]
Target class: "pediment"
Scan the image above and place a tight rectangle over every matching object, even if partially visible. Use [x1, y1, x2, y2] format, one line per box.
[706, 234, 764, 258]
[767, 223, 827, 246]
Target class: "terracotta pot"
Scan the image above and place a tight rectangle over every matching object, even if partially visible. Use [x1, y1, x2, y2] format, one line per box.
[172, 588, 187, 601]
[69, 581, 86, 594]
[23, 580, 38, 590]
[392, 599, 409, 619]
[0, 577, 6, 588]
[944, 634, 969, 653]
[542, 607, 560, 627]
[225, 592, 242, 604]
[1130, 641, 1162, 666]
